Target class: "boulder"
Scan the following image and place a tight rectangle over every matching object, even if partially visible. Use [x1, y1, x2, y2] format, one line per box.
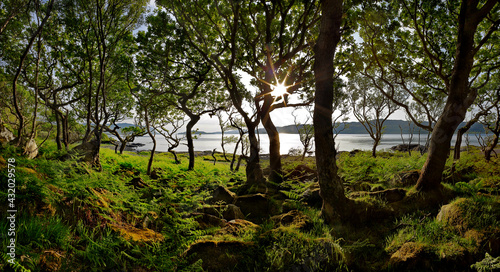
[210, 186, 237, 204]
[391, 144, 426, 152]
[191, 212, 227, 229]
[0, 125, 14, 143]
[391, 170, 420, 187]
[217, 219, 259, 235]
[301, 183, 322, 208]
[72, 140, 99, 162]
[184, 240, 255, 271]
[235, 193, 274, 222]
[271, 210, 312, 230]
[436, 198, 469, 232]
[200, 204, 245, 221]
[23, 138, 38, 159]
[389, 242, 431, 270]
[285, 164, 317, 182]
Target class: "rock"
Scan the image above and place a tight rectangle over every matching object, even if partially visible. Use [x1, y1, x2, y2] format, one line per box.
[271, 210, 312, 230]
[72, 140, 99, 162]
[349, 149, 362, 157]
[301, 184, 322, 208]
[210, 186, 237, 204]
[436, 198, 468, 232]
[391, 144, 426, 152]
[200, 204, 245, 221]
[285, 164, 317, 182]
[235, 193, 274, 222]
[217, 219, 259, 235]
[184, 240, 255, 271]
[391, 170, 420, 187]
[23, 138, 38, 159]
[0, 125, 14, 143]
[389, 242, 431, 270]
[127, 177, 149, 189]
[191, 212, 227, 229]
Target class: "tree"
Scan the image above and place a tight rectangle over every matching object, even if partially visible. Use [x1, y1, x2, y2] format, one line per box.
[10, 0, 55, 152]
[164, 0, 266, 185]
[348, 74, 398, 157]
[136, 10, 226, 170]
[313, 0, 350, 224]
[64, 0, 147, 169]
[355, 0, 500, 191]
[292, 107, 314, 161]
[235, 0, 320, 182]
[479, 89, 500, 161]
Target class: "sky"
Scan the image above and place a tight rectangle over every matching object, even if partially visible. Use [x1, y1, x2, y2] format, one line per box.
[131, 2, 409, 133]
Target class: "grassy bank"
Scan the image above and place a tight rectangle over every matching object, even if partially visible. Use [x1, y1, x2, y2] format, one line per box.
[1, 142, 499, 271]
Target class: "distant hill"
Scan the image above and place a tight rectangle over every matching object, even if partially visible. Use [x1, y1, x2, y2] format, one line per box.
[254, 120, 487, 135]
[115, 120, 487, 135]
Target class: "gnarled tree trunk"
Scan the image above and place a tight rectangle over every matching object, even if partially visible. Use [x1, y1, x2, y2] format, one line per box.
[313, 0, 349, 224]
[415, 0, 494, 191]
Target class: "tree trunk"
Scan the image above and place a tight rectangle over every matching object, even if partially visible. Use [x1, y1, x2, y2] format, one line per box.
[313, 0, 348, 224]
[415, 0, 489, 191]
[454, 109, 491, 160]
[262, 113, 282, 182]
[186, 115, 200, 170]
[260, 79, 282, 182]
[372, 138, 380, 158]
[169, 149, 180, 164]
[119, 141, 126, 154]
[485, 134, 499, 161]
[144, 108, 155, 175]
[245, 121, 264, 185]
[55, 111, 62, 150]
[416, 100, 474, 191]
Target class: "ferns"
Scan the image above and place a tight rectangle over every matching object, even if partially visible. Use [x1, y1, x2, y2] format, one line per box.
[471, 253, 500, 272]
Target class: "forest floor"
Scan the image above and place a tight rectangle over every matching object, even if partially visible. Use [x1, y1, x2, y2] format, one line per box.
[1, 142, 500, 271]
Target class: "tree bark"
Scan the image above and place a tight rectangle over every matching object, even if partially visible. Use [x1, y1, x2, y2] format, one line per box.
[415, 0, 491, 191]
[260, 71, 282, 182]
[245, 121, 264, 185]
[144, 108, 155, 175]
[186, 115, 200, 170]
[313, 0, 348, 224]
[485, 134, 499, 161]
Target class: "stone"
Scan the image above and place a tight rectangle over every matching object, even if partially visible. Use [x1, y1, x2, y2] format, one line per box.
[210, 186, 237, 204]
[218, 219, 259, 235]
[271, 210, 312, 230]
[184, 240, 255, 271]
[0, 125, 14, 143]
[436, 198, 468, 232]
[191, 212, 227, 229]
[23, 138, 38, 159]
[391, 170, 420, 187]
[390, 144, 425, 152]
[200, 204, 245, 221]
[234, 193, 273, 221]
[285, 164, 317, 182]
[72, 140, 99, 163]
[301, 184, 322, 208]
[389, 242, 431, 270]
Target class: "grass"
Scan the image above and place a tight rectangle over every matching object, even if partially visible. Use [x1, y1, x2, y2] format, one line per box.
[1, 140, 500, 271]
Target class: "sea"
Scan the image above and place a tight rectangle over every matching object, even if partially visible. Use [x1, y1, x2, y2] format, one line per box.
[129, 133, 486, 155]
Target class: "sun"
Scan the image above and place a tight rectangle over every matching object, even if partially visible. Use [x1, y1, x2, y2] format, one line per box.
[271, 81, 289, 98]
